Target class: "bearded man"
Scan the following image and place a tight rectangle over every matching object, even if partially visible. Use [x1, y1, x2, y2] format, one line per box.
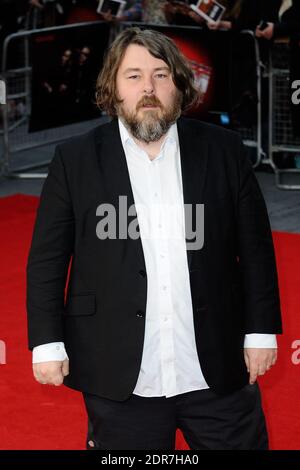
[27, 27, 282, 450]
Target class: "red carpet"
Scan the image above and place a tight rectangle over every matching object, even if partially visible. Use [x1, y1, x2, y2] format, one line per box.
[0, 194, 299, 450]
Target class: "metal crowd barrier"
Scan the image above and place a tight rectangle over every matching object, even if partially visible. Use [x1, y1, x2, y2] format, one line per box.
[233, 29, 263, 168]
[0, 21, 105, 179]
[267, 38, 300, 190]
[0, 22, 263, 179]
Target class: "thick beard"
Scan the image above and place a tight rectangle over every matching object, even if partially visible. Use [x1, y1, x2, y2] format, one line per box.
[117, 91, 182, 143]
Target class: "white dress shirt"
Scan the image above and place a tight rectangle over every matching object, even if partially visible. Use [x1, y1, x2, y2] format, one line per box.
[279, 0, 292, 19]
[33, 119, 277, 397]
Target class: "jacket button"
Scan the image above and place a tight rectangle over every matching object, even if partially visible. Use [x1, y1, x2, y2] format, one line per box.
[136, 310, 144, 318]
[139, 269, 146, 278]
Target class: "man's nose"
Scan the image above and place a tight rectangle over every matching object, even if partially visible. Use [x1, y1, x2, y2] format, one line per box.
[143, 77, 154, 94]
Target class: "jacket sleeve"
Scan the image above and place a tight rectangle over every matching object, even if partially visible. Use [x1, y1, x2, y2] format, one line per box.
[274, 2, 300, 37]
[26, 145, 75, 350]
[274, 21, 300, 37]
[236, 137, 282, 334]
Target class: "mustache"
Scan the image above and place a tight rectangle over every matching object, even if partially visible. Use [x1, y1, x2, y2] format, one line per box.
[136, 95, 163, 110]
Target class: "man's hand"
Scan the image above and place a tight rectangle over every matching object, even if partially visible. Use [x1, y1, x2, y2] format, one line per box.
[33, 359, 69, 386]
[29, 0, 44, 9]
[98, 10, 115, 22]
[255, 23, 274, 40]
[207, 20, 232, 30]
[244, 348, 277, 384]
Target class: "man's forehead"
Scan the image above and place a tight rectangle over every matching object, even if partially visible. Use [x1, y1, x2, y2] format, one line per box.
[119, 44, 169, 68]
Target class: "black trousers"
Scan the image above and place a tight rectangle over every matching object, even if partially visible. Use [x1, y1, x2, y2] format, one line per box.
[83, 383, 268, 450]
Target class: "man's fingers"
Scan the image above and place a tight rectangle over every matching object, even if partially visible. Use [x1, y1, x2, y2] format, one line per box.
[33, 361, 66, 386]
[249, 365, 258, 384]
[34, 373, 63, 385]
[35, 373, 64, 386]
[257, 366, 267, 376]
[271, 350, 278, 365]
[245, 353, 259, 383]
[249, 359, 268, 381]
[62, 359, 69, 377]
[52, 374, 64, 386]
[244, 351, 250, 372]
[244, 348, 278, 384]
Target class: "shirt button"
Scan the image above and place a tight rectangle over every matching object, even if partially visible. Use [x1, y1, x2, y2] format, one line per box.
[56, 346, 60, 350]
[162, 285, 167, 291]
[136, 310, 144, 318]
[139, 269, 146, 278]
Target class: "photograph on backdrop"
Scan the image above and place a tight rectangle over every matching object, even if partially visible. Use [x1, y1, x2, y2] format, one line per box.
[97, 0, 127, 16]
[29, 21, 111, 132]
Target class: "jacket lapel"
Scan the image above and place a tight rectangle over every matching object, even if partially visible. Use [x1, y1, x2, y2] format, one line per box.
[177, 118, 209, 268]
[94, 118, 136, 211]
[93, 118, 146, 270]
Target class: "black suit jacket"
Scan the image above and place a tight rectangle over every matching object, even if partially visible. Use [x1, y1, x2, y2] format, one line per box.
[231, 0, 300, 36]
[26, 117, 282, 401]
[274, 0, 300, 37]
[229, 0, 277, 31]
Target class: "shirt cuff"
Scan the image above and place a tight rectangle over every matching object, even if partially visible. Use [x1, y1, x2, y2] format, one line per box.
[244, 334, 277, 349]
[32, 342, 68, 363]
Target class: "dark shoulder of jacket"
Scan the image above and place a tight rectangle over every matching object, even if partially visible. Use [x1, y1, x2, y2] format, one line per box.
[54, 118, 113, 165]
[179, 116, 242, 147]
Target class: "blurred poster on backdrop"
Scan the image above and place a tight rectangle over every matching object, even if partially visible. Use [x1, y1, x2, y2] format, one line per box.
[29, 21, 111, 132]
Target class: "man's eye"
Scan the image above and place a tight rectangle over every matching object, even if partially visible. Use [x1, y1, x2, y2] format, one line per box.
[128, 75, 140, 79]
[155, 74, 168, 79]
